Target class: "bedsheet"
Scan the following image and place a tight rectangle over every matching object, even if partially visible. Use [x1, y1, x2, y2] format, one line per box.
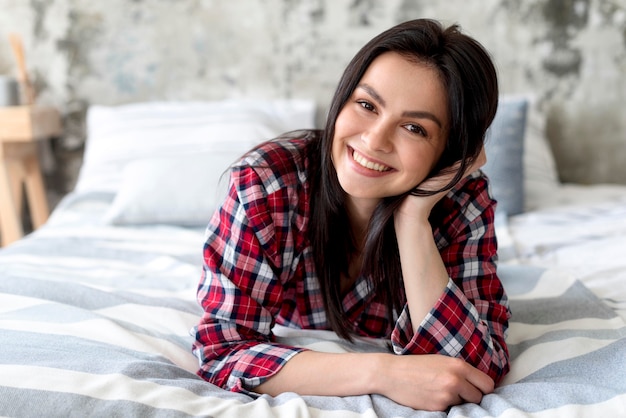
[1, 192, 625, 417]
[507, 191, 626, 321]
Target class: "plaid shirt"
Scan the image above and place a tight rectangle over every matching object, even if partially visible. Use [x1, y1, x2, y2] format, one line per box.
[192, 137, 510, 393]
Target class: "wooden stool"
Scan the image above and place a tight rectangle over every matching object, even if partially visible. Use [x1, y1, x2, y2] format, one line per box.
[0, 106, 62, 246]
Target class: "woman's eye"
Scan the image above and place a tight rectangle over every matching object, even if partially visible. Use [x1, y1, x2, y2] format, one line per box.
[405, 124, 427, 136]
[357, 100, 375, 112]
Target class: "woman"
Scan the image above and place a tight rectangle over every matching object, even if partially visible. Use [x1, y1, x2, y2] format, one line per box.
[192, 18, 510, 411]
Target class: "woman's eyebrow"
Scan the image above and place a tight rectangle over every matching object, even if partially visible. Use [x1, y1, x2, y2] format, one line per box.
[356, 83, 443, 128]
[357, 83, 386, 107]
[402, 110, 443, 128]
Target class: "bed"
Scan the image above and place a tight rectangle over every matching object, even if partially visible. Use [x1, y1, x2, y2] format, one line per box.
[1, 99, 625, 417]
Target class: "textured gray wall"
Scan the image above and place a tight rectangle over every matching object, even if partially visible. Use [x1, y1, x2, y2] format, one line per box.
[1, 0, 625, 205]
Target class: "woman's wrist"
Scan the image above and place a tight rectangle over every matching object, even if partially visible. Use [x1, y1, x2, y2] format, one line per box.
[394, 214, 432, 240]
[367, 353, 393, 395]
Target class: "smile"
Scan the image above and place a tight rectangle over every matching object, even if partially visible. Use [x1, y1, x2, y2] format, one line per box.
[351, 148, 391, 172]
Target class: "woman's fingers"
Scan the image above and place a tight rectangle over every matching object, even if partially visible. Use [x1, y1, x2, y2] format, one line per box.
[419, 148, 486, 194]
[398, 148, 489, 223]
[466, 361, 496, 395]
[459, 364, 495, 403]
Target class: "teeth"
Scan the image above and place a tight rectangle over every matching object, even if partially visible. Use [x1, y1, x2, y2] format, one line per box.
[352, 149, 390, 172]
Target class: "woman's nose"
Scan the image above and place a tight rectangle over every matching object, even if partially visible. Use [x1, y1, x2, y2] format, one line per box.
[361, 121, 393, 152]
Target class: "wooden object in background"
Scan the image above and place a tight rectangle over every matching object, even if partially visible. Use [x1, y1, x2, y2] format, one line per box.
[0, 105, 62, 246]
[9, 34, 36, 105]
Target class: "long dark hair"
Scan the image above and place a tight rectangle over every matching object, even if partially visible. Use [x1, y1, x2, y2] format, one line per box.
[305, 19, 499, 339]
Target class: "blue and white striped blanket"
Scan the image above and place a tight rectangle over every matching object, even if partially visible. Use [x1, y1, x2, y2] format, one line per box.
[1, 192, 625, 417]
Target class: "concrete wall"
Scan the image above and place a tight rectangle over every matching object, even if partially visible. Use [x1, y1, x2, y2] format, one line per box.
[1, 0, 625, 205]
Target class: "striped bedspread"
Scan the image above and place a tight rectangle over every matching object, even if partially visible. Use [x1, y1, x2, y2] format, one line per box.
[1, 192, 625, 417]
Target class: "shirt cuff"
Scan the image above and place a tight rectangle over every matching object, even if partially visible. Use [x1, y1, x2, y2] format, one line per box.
[391, 277, 480, 356]
[227, 343, 308, 393]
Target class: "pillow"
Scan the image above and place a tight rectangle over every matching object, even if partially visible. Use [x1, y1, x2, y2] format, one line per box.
[483, 96, 529, 216]
[494, 210, 516, 262]
[522, 99, 561, 211]
[75, 99, 316, 194]
[104, 152, 238, 226]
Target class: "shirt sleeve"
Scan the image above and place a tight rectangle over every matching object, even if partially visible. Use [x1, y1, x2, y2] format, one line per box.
[390, 172, 511, 384]
[192, 164, 307, 393]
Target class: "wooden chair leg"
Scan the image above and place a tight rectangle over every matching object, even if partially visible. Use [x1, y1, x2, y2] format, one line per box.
[23, 151, 49, 228]
[8, 158, 24, 217]
[0, 159, 24, 246]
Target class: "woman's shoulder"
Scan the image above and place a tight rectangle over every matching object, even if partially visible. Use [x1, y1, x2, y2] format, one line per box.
[243, 135, 308, 166]
[233, 134, 312, 193]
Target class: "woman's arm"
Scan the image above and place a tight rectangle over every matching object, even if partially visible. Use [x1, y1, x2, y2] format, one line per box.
[255, 349, 494, 411]
[394, 154, 487, 334]
[394, 211, 449, 334]
[391, 156, 510, 383]
[193, 152, 311, 392]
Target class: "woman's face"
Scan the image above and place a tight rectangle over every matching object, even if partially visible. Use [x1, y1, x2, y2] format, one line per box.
[332, 52, 449, 207]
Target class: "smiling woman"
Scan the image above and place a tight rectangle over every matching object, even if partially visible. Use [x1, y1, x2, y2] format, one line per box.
[332, 52, 448, 202]
[192, 18, 509, 411]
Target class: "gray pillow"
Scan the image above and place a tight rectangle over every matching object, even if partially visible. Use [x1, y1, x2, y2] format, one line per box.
[483, 97, 528, 216]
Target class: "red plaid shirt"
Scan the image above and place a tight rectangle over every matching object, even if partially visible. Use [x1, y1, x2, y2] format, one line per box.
[193, 137, 510, 392]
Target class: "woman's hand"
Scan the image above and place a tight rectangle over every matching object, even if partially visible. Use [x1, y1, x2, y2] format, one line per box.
[374, 353, 495, 411]
[397, 148, 487, 222]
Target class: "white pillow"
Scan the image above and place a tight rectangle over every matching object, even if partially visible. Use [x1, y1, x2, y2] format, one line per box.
[75, 100, 316, 194]
[104, 152, 238, 226]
